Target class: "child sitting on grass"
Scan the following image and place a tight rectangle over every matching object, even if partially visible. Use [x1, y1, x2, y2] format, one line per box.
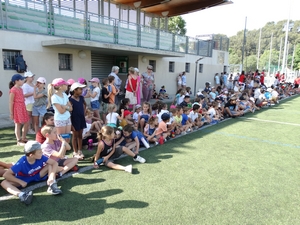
[138, 102, 152, 132]
[175, 106, 192, 135]
[122, 125, 150, 154]
[144, 116, 159, 144]
[119, 110, 134, 128]
[156, 113, 172, 141]
[41, 126, 79, 176]
[93, 126, 146, 173]
[1, 141, 62, 205]
[133, 104, 142, 123]
[224, 96, 244, 117]
[106, 104, 124, 128]
[188, 104, 203, 129]
[159, 85, 169, 99]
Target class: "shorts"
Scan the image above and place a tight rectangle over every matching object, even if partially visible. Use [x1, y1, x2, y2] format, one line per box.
[16, 172, 48, 184]
[105, 146, 123, 166]
[101, 102, 109, 113]
[91, 100, 100, 110]
[26, 103, 33, 111]
[32, 105, 47, 117]
[54, 118, 72, 127]
[57, 158, 67, 167]
[125, 91, 137, 105]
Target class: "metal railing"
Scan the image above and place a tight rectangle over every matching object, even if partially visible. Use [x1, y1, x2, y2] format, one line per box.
[0, 0, 229, 57]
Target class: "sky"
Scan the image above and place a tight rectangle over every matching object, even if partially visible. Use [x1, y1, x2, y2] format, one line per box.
[182, 0, 300, 38]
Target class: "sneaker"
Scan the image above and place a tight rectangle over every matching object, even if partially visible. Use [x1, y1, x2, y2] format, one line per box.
[19, 191, 33, 205]
[187, 129, 191, 132]
[155, 142, 159, 145]
[124, 165, 132, 173]
[28, 129, 35, 134]
[181, 131, 187, 135]
[47, 183, 62, 195]
[133, 155, 146, 163]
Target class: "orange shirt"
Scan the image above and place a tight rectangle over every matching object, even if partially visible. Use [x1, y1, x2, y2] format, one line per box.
[156, 121, 167, 136]
[109, 84, 117, 104]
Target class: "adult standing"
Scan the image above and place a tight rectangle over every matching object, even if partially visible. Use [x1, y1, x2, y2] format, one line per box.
[22, 71, 35, 134]
[141, 65, 155, 102]
[108, 66, 122, 105]
[223, 72, 228, 88]
[181, 71, 187, 89]
[177, 73, 182, 90]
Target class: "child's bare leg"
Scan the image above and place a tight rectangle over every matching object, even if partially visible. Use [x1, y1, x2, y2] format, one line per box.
[1, 180, 25, 196]
[21, 121, 29, 140]
[15, 123, 21, 141]
[106, 162, 126, 171]
[125, 141, 136, 150]
[139, 119, 145, 132]
[122, 146, 136, 157]
[61, 158, 78, 175]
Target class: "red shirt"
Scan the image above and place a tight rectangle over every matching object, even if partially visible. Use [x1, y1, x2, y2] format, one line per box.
[126, 76, 138, 92]
[239, 74, 245, 83]
[260, 75, 264, 84]
[36, 126, 46, 144]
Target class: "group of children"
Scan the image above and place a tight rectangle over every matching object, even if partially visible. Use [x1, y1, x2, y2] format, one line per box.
[2, 70, 298, 206]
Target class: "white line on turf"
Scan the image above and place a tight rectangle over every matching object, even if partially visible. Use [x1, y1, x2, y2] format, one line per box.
[242, 117, 300, 126]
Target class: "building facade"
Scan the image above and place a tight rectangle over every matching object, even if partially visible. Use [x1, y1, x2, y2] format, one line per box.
[0, 0, 229, 114]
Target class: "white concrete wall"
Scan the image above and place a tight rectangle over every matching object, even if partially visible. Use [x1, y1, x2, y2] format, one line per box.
[0, 30, 91, 114]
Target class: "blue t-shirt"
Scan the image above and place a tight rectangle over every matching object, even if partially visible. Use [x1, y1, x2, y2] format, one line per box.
[265, 92, 272, 100]
[124, 130, 145, 144]
[11, 155, 48, 179]
[182, 114, 188, 125]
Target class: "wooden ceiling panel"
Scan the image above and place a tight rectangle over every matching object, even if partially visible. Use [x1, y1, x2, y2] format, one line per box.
[112, 0, 232, 17]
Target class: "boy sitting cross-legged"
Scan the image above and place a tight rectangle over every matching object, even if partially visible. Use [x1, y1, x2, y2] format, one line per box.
[41, 125, 79, 177]
[1, 141, 62, 205]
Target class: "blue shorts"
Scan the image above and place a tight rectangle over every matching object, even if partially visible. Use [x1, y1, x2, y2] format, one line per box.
[91, 100, 100, 110]
[16, 173, 48, 184]
[32, 105, 47, 117]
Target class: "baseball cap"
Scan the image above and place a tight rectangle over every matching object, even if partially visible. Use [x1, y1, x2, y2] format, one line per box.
[67, 79, 75, 85]
[24, 141, 41, 154]
[70, 82, 86, 92]
[161, 113, 170, 121]
[134, 68, 139, 73]
[24, 71, 35, 77]
[124, 110, 133, 117]
[89, 78, 100, 83]
[78, 77, 86, 84]
[52, 78, 68, 87]
[36, 77, 46, 84]
[11, 74, 24, 82]
[135, 104, 142, 109]
[184, 95, 190, 99]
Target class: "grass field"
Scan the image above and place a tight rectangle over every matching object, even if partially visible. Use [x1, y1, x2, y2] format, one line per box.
[1, 96, 300, 224]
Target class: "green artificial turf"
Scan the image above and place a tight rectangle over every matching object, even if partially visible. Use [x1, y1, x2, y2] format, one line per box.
[0, 96, 300, 224]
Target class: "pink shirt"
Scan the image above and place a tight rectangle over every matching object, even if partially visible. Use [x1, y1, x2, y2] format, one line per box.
[42, 140, 62, 162]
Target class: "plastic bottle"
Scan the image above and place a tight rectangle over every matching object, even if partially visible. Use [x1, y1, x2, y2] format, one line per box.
[159, 135, 164, 145]
[88, 139, 93, 151]
[141, 137, 150, 148]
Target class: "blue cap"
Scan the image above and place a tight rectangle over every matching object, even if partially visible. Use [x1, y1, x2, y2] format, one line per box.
[11, 74, 24, 82]
[161, 113, 170, 121]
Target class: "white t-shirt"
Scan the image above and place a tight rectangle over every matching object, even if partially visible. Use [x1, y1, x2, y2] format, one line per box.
[91, 87, 100, 102]
[207, 108, 216, 119]
[272, 90, 279, 98]
[215, 76, 220, 84]
[188, 111, 198, 122]
[22, 83, 34, 105]
[51, 93, 70, 121]
[157, 109, 169, 123]
[254, 88, 261, 99]
[133, 112, 139, 122]
[178, 95, 185, 105]
[106, 112, 119, 124]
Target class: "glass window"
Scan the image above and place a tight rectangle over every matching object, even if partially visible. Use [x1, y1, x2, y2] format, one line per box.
[110, 2, 119, 20]
[185, 63, 190, 73]
[87, 0, 99, 14]
[169, 61, 175, 72]
[149, 60, 156, 72]
[120, 6, 128, 21]
[2, 50, 20, 70]
[129, 9, 137, 23]
[140, 11, 145, 25]
[145, 14, 152, 26]
[103, 1, 109, 17]
[199, 64, 203, 73]
[76, 0, 85, 11]
[59, 54, 72, 71]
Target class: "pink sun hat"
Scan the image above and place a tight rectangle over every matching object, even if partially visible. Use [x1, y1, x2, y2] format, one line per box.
[52, 78, 68, 87]
[67, 79, 76, 85]
[78, 77, 86, 84]
[89, 77, 100, 83]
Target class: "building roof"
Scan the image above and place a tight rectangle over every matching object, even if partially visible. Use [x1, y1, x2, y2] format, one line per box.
[113, 0, 232, 17]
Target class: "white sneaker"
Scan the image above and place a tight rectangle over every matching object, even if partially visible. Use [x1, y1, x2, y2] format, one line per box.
[28, 129, 35, 134]
[181, 131, 187, 135]
[155, 142, 159, 145]
[124, 165, 132, 173]
[133, 155, 146, 163]
[187, 129, 191, 132]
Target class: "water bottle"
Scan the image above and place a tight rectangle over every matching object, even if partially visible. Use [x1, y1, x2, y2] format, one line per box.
[159, 135, 164, 145]
[88, 139, 93, 151]
[95, 158, 104, 165]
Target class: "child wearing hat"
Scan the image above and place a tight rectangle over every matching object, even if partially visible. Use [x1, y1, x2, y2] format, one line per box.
[1, 141, 62, 205]
[179, 95, 190, 108]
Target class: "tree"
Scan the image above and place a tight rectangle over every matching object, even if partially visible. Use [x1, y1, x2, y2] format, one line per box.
[150, 16, 187, 36]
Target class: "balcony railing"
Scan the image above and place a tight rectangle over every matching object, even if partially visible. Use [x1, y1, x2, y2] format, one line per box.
[0, 0, 229, 57]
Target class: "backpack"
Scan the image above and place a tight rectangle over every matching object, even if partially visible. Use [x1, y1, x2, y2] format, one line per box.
[15, 55, 27, 73]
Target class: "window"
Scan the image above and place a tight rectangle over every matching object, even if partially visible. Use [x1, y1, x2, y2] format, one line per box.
[2, 49, 20, 70]
[59, 54, 72, 71]
[185, 63, 190, 73]
[169, 61, 175, 72]
[199, 64, 203, 73]
[149, 60, 156, 72]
